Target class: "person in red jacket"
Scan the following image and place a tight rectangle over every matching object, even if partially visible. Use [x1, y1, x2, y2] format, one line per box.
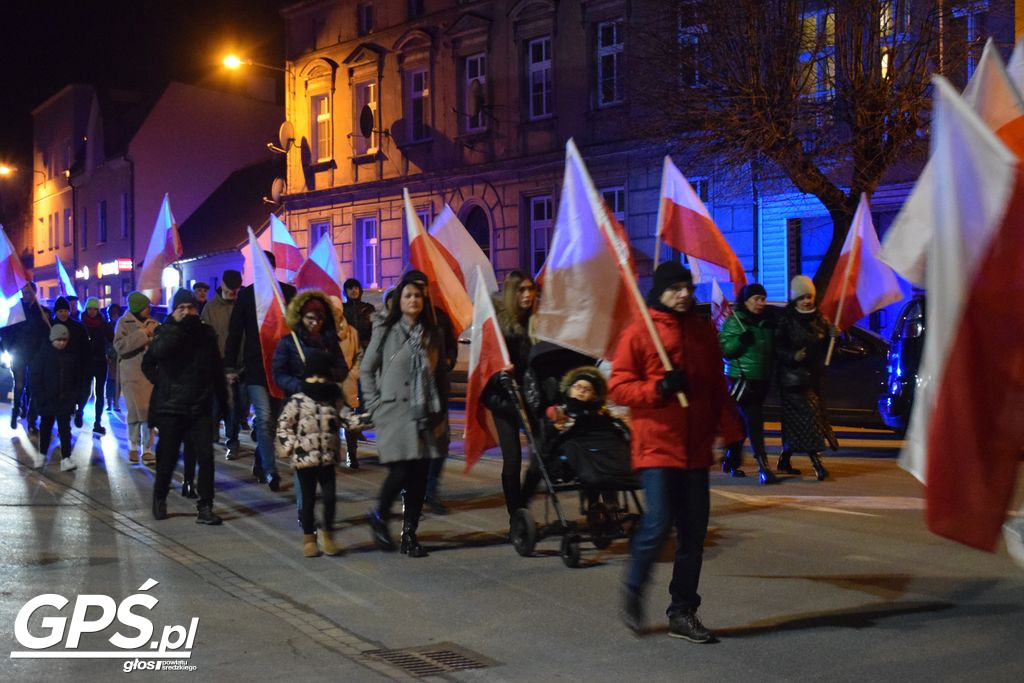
[609, 261, 743, 643]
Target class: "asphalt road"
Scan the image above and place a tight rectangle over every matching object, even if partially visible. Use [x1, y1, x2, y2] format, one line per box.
[1, 406, 1022, 682]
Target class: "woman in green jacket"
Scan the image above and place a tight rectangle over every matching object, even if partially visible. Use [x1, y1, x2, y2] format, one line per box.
[719, 284, 778, 484]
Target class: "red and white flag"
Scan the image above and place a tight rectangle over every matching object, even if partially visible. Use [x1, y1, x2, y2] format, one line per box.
[247, 227, 290, 399]
[0, 224, 30, 298]
[883, 40, 1024, 286]
[709, 278, 733, 331]
[463, 266, 512, 472]
[136, 194, 182, 302]
[269, 214, 303, 277]
[294, 231, 344, 298]
[55, 257, 78, 300]
[819, 194, 903, 331]
[0, 290, 26, 328]
[656, 156, 746, 297]
[429, 204, 498, 298]
[900, 77, 1024, 551]
[403, 189, 473, 336]
[533, 140, 642, 358]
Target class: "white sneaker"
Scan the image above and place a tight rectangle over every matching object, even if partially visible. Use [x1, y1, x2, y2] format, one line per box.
[60, 457, 77, 472]
[142, 451, 156, 465]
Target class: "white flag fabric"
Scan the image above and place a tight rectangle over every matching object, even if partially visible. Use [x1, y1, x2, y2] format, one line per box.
[136, 193, 182, 302]
[429, 204, 498, 297]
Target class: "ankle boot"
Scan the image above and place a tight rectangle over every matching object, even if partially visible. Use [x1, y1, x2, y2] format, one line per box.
[368, 508, 395, 551]
[776, 451, 801, 475]
[317, 529, 342, 556]
[809, 453, 829, 481]
[753, 454, 778, 485]
[303, 533, 321, 557]
[400, 513, 428, 557]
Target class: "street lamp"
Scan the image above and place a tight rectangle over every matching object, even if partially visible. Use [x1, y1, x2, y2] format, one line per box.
[222, 54, 288, 74]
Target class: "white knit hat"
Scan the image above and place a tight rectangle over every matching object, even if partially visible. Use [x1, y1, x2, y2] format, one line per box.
[789, 274, 816, 301]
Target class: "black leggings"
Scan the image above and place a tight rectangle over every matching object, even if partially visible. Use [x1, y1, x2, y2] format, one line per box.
[39, 414, 73, 457]
[297, 465, 337, 534]
[493, 409, 526, 516]
[378, 459, 430, 521]
[727, 378, 769, 463]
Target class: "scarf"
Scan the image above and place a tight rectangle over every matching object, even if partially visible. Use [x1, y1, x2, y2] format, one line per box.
[403, 320, 441, 426]
[82, 313, 104, 330]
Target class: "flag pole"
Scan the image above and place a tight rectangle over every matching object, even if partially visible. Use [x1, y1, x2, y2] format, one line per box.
[824, 195, 864, 366]
[653, 156, 669, 269]
[591, 172, 688, 407]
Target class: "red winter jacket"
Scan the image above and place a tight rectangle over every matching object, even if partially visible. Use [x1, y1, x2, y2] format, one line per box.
[609, 307, 744, 471]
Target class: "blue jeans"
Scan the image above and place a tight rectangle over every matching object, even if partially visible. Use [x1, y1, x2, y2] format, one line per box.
[246, 384, 279, 479]
[626, 467, 709, 617]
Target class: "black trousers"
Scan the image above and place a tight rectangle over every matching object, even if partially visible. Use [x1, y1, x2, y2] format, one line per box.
[39, 414, 72, 457]
[153, 414, 215, 507]
[296, 465, 336, 534]
[379, 459, 430, 523]
[83, 359, 107, 423]
[493, 408, 526, 516]
[726, 378, 770, 464]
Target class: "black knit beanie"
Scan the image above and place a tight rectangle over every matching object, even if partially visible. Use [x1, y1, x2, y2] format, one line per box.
[647, 261, 693, 305]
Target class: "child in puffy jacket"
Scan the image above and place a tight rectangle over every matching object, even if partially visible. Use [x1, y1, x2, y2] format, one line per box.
[276, 350, 345, 558]
[30, 324, 80, 471]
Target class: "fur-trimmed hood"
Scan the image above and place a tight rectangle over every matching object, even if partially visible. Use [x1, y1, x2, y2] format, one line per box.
[559, 365, 608, 403]
[285, 289, 344, 336]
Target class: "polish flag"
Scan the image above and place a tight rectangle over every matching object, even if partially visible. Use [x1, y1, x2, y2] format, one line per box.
[0, 290, 26, 328]
[656, 156, 746, 297]
[819, 194, 903, 331]
[136, 194, 182, 302]
[0, 224, 30, 298]
[709, 278, 733, 331]
[883, 39, 1024, 286]
[294, 231, 344, 298]
[429, 204, 498, 297]
[55, 257, 78, 299]
[463, 266, 512, 472]
[403, 189, 473, 336]
[247, 227, 290, 399]
[533, 139, 643, 359]
[240, 228, 272, 285]
[898, 77, 1024, 551]
[269, 214, 303, 277]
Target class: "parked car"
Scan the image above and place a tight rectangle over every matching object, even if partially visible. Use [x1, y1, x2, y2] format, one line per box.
[878, 295, 925, 433]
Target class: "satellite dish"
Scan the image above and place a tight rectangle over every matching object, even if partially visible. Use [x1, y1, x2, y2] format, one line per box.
[278, 121, 295, 150]
[359, 104, 374, 139]
[468, 78, 484, 119]
[271, 178, 286, 202]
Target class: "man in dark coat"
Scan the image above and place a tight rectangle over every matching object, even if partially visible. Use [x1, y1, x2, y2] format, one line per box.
[342, 278, 376, 350]
[1, 283, 50, 433]
[81, 297, 114, 435]
[223, 252, 296, 490]
[51, 296, 90, 428]
[201, 269, 245, 459]
[143, 288, 228, 525]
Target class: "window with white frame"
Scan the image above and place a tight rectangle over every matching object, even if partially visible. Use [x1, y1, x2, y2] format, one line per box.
[357, 2, 373, 36]
[527, 37, 553, 120]
[798, 10, 835, 99]
[354, 82, 379, 154]
[120, 192, 129, 238]
[529, 195, 553, 275]
[597, 20, 624, 107]
[406, 69, 430, 142]
[465, 53, 487, 132]
[311, 93, 332, 162]
[601, 186, 626, 229]
[63, 208, 71, 246]
[310, 220, 331, 245]
[355, 216, 379, 288]
[98, 200, 107, 243]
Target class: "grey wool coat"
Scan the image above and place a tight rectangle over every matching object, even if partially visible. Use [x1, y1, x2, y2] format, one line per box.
[361, 321, 444, 464]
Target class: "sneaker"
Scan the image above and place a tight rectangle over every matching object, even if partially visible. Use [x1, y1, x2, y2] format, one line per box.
[60, 457, 77, 472]
[224, 447, 237, 461]
[92, 423, 106, 436]
[668, 610, 714, 643]
[196, 506, 223, 526]
[621, 587, 643, 634]
[129, 449, 140, 464]
[142, 451, 156, 465]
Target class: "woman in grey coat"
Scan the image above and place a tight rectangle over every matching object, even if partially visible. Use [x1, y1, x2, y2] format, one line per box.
[362, 279, 446, 558]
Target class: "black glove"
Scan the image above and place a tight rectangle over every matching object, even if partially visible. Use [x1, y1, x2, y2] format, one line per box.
[656, 369, 688, 397]
[738, 330, 755, 346]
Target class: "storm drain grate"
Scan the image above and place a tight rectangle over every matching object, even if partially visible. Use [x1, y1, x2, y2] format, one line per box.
[363, 642, 493, 677]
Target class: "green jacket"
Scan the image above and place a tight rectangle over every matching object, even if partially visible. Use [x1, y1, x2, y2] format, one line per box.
[719, 308, 774, 380]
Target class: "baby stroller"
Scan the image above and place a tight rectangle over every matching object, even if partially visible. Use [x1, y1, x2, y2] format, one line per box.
[505, 342, 644, 568]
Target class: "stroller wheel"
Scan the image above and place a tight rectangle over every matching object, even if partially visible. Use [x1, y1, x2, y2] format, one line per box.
[588, 503, 614, 550]
[560, 534, 582, 568]
[510, 508, 538, 557]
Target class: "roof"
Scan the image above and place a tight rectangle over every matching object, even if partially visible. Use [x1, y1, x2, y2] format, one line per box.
[177, 158, 285, 258]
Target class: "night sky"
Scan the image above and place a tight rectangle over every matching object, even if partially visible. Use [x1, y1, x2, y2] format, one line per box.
[0, 0, 286, 165]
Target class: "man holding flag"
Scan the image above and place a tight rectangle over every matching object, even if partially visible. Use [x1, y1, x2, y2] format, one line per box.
[2, 283, 49, 432]
[224, 249, 296, 490]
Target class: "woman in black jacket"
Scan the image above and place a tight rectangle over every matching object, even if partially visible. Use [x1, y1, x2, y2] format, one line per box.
[30, 324, 80, 471]
[774, 276, 839, 480]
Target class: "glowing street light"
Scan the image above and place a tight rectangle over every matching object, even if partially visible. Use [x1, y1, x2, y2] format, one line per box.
[0, 164, 13, 177]
[223, 54, 245, 69]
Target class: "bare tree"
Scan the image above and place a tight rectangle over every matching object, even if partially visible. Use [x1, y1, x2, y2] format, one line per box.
[632, 0, 957, 288]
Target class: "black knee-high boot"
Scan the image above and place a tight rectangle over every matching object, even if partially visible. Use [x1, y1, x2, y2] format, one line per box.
[808, 452, 828, 481]
[777, 450, 801, 475]
[400, 508, 428, 557]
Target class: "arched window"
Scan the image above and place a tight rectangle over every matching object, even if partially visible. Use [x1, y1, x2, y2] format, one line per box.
[463, 205, 490, 259]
